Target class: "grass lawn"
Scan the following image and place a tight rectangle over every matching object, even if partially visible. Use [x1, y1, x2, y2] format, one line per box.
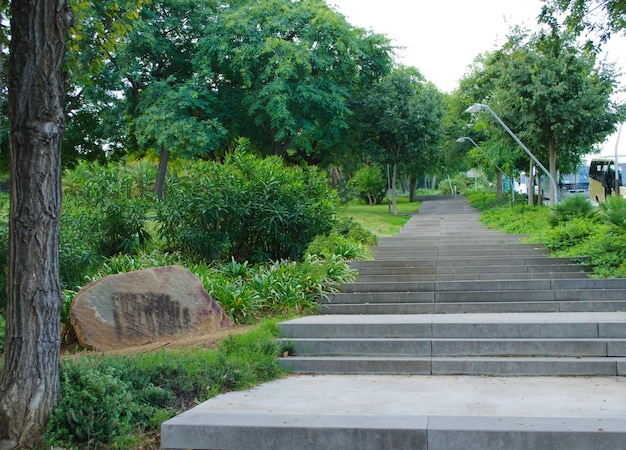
[339, 196, 421, 236]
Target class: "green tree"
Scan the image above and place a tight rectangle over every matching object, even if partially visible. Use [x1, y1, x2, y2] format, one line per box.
[465, 27, 622, 205]
[197, 0, 393, 164]
[360, 67, 445, 214]
[542, 0, 626, 40]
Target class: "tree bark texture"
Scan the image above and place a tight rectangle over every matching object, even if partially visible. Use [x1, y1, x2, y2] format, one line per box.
[0, 0, 69, 446]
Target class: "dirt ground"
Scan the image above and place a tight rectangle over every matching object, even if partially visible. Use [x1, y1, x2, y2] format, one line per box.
[60, 323, 257, 358]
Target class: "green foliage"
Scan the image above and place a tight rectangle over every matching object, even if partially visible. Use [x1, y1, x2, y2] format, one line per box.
[549, 195, 598, 226]
[306, 232, 371, 260]
[599, 195, 626, 232]
[45, 323, 286, 449]
[196, 0, 393, 163]
[45, 366, 142, 448]
[333, 217, 378, 247]
[200, 254, 357, 324]
[575, 230, 626, 278]
[465, 190, 508, 211]
[465, 192, 626, 277]
[350, 165, 387, 205]
[158, 152, 337, 262]
[540, 217, 597, 251]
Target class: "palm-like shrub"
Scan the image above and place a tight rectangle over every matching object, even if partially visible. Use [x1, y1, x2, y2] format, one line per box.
[549, 195, 598, 226]
[599, 195, 626, 232]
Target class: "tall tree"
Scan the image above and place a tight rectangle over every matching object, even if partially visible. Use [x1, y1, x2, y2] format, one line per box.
[542, 0, 626, 40]
[0, 0, 70, 446]
[198, 0, 393, 164]
[465, 27, 622, 204]
[360, 67, 444, 214]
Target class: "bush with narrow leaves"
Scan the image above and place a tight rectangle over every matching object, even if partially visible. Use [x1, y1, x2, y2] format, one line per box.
[157, 152, 337, 262]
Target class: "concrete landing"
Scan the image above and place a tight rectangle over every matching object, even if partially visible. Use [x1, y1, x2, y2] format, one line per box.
[161, 374, 626, 450]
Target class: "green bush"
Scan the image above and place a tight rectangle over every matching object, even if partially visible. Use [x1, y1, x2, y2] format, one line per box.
[45, 365, 142, 448]
[599, 195, 626, 232]
[549, 195, 598, 226]
[157, 152, 337, 262]
[540, 217, 596, 251]
[349, 165, 387, 205]
[59, 161, 156, 288]
[44, 323, 286, 449]
[575, 229, 626, 277]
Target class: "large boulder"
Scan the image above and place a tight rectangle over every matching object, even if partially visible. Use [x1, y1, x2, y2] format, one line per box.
[70, 265, 232, 351]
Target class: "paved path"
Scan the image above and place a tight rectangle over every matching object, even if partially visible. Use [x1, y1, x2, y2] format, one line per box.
[162, 196, 626, 450]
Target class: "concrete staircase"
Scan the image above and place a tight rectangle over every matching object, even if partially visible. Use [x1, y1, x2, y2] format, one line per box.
[161, 197, 626, 450]
[277, 199, 626, 377]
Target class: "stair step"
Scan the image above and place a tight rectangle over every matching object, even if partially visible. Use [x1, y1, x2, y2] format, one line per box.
[320, 300, 626, 315]
[277, 337, 625, 357]
[279, 355, 626, 376]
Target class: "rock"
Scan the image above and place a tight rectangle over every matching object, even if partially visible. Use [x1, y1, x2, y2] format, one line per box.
[70, 265, 232, 351]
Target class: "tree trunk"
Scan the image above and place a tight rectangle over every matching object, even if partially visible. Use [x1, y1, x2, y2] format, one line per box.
[409, 176, 417, 202]
[154, 144, 169, 198]
[391, 161, 398, 215]
[496, 171, 503, 201]
[0, 0, 69, 446]
[549, 138, 557, 206]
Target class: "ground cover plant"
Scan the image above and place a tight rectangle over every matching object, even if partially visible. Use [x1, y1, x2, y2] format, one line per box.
[465, 190, 626, 277]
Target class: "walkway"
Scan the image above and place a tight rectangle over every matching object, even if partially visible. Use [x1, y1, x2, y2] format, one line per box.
[162, 196, 626, 450]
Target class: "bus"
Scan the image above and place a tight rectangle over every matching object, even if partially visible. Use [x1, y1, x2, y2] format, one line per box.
[588, 156, 625, 204]
[558, 165, 589, 198]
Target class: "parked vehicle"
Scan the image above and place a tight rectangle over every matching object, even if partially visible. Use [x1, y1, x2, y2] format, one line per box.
[559, 165, 589, 198]
[588, 156, 625, 203]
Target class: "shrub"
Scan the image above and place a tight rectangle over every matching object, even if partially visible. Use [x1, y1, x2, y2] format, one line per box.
[599, 195, 626, 232]
[575, 229, 626, 278]
[63, 161, 154, 257]
[157, 152, 337, 263]
[44, 323, 286, 449]
[45, 365, 141, 448]
[540, 217, 596, 251]
[549, 195, 598, 226]
[349, 165, 387, 205]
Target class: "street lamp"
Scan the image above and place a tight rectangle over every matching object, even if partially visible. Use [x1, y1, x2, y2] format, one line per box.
[456, 137, 507, 177]
[457, 137, 515, 205]
[465, 103, 558, 204]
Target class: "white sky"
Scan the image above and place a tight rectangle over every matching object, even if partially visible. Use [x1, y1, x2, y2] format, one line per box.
[329, 0, 626, 153]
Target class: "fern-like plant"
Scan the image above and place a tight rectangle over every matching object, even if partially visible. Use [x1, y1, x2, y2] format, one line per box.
[549, 195, 598, 226]
[599, 195, 626, 232]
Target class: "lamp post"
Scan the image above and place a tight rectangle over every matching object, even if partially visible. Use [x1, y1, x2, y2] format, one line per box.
[465, 103, 558, 205]
[457, 137, 514, 205]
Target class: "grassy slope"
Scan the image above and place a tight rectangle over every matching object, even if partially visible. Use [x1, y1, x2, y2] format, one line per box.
[339, 197, 420, 236]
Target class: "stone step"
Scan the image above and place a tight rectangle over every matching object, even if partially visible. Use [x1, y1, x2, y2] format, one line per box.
[338, 278, 626, 293]
[319, 300, 626, 315]
[278, 313, 626, 375]
[356, 272, 590, 282]
[372, 249, 551, 258]
[351, 256, 589, 267]
[161, 375, 626, 450]
[354, 264, 591, 275]
[279, 355, 626, 376]
[278, 313, 626, 339]
[277, 337, 625, 357]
